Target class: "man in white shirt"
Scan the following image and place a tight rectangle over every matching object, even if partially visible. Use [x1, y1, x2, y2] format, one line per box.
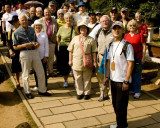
[104, 21, 134, 128]
[88, 11, 99, 29]
[73, 1, 89, 25]
[16, 2, 26, 16]
[2, 4, 17, 45]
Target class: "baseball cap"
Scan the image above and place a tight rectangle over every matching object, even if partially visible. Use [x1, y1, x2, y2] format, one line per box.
[111, 21, 124, 29]
[111, 6, 118, 12]
[70, 0, 75, 4]
[49, 1, 55, 6]
[121, 7, 128, 12]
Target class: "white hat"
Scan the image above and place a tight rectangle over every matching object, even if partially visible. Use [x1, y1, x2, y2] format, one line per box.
[31, 20, 44, 29]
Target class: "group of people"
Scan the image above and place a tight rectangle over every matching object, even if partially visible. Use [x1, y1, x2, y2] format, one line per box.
[0, 1, 148, 128]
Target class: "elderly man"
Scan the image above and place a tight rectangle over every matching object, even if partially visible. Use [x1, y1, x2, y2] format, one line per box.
[13, 14, 51, 99]
[16, 2, 26, 16]
[48, 1, 57, 18]
[39, 8, 58, 77]
[28, 7, 38, 26]
[73, 1, 89, 24]
[96, 15, 113, 102]
[2, 4, 17, 46]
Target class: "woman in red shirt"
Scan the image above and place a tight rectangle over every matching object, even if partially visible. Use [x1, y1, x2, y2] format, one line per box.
[135, 12, 148, 42]
[124, 19, 146, 99]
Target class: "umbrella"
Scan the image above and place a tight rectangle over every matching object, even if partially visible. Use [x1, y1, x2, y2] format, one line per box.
[24, 1, 44, 7]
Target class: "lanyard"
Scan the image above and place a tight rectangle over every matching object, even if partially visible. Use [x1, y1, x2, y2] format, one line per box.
[112, 40, 122, 61]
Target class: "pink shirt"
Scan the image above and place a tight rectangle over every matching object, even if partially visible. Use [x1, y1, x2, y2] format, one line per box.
[45, 19, 53, 39]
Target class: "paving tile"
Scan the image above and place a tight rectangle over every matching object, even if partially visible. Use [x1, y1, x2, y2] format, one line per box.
[128, 116, 156, 128]
[150, 112, 160, 122]
[50, 104, 84, 114]
[34, 109, 52, 117]
[128, 106, 158, 118]
[41, 93, 71, 101]
[152, 104, 160, 111]
[73, 108, 106, 119]
[145, 123, 160, 128]
[64, 117, 101, 128]
[80, 101, 105, 109]
[31, 100, 63, 110]
[60, 97, 86, 105]
[45, 123, 65, 128]
[28, 96, 43, 104]
[129, 98, 159, 107]
[102, 105, 114, 113]
[128, 103, 135, 110]
[96, 113, 116, 124]
[40, 113, 75, 125]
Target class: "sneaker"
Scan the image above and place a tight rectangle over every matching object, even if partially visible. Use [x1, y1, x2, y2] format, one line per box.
[84, 95, 90, 100]
[63, 81, 68, 88]
[77, 95, 84, 100]
[134, 93, 141, 99]
[98, 96, 110, 102]
[32, 87, 38, 92]
[110, 124, 117, 128]
[25, 93, 34, 99]
[38, 92, 52, 96]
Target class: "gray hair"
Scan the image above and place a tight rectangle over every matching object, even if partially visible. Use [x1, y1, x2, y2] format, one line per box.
[18, 13, 28, 20]
[57, 9, 64, 16]
[100, 15, 111, 22]
[64, 12, 73, 19]
[36, 7, 42, 12]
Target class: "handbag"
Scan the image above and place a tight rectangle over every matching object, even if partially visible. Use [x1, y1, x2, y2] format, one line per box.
[79, 36, 93, 69]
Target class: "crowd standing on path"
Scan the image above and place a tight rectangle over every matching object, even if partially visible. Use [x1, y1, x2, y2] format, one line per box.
[0, 1, 148, 128]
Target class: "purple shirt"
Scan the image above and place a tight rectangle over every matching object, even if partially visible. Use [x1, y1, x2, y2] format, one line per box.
[45, 19, 53, 39]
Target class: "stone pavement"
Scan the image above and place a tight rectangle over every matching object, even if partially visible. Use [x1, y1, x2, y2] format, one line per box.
[1, 45, 160, 128]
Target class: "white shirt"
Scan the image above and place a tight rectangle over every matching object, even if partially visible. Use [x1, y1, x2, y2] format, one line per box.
[89, 23, 102, 40]
[107, 39, 134, 82]
[2, 11, 17, 32]
[88, 22, 98, 29]
[36, 31, 49, 60]
[73, 12, 89, 24]
[16, 9, 26, 16]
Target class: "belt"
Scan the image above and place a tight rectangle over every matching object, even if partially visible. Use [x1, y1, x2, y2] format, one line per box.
[22, 47, 35, 51]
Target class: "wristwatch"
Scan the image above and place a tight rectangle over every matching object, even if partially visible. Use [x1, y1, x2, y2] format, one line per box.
[123, 80, 129, 85]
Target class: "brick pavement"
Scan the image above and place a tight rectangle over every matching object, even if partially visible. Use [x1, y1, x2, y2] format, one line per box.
[1, 44, 160, 128]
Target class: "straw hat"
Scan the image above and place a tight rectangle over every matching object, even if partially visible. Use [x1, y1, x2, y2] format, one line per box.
[75, 20, 90, 34]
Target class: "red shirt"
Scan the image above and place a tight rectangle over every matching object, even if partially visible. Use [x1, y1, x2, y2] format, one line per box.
[138, 23, 148, 43]
[124, 33, 145, 59]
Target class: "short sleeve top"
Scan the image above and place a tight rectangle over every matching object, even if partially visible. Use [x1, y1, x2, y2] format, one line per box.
[68, 35, 97, 71]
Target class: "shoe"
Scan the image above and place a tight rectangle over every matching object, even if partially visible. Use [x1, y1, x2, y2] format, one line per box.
[63, 81, 68, 88]
[84, 95, 90, 100]
[16, 84, 23, 90]
[134, 93, 141, 99]
[129, 91, 135, 95]
[38, 91, 52, 96]
[25, 93, 34, 99]
[110, 124, 117, 128]
[98, 96, 110, 102]
[32, 87, 38, 92]
[77, 95, 84, 100]
[48, 72, 57, 77]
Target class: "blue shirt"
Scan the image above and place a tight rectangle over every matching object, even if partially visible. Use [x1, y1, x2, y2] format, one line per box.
[13, 25, 37, 46]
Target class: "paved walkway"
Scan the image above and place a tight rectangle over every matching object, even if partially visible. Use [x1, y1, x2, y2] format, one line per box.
[1, 44, 160, 128]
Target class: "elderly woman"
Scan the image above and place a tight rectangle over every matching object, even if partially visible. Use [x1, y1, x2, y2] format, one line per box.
[135, 12, 148, 41]
[8, 15, 22, 89]
[57, 9, 66, 28]
[124, 19, 146, 99]
[57, 12, 76, 88]
[68, 21, 97, 100]
[36, 7, 43, 19]
[32, 20, 49, 91]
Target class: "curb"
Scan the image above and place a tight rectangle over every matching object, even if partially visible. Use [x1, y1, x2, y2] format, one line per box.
[0, 50, 44, 128]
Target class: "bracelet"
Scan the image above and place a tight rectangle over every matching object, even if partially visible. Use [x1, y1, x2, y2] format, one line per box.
[123, 80, 129, 85]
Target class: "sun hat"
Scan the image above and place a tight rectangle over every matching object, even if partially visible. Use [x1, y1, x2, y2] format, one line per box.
[78, 1, 85, 7]
[75, 20, 90, 34]
[111, 21, 124, 29]
[31, 20, 44, 29]
[8, 15, 19, 25]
